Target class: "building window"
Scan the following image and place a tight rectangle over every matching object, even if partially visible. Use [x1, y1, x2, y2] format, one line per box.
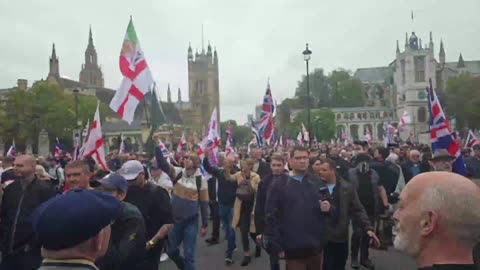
[375, 111, 380, 118]
[350, 125, 359, 140]
[337, 114, 341, 120]
[414, 56, 426, 82]
[383, 112, 388, 118]
[418, 107, 427, 123]
[377, 123, 384, 140]
[401, 59, 406, 84]
[350, 113, 354, 119]
[343, 113, 348, 120]
[357, 113, 362, 119]
[369, 112, 375, 119]
[363, 112, 368, 119]
[364, 124, 373, 136]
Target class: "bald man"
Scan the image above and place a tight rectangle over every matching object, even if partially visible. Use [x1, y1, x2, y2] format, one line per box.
[0, 155, 56, 270]
[393, 172, 480, 270]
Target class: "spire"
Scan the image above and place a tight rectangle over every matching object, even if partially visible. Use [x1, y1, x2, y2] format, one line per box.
[207, 41, 212, 57]
[396, 40, 400, 53]
[51, 43, 57, 59]
[419, 38, 422, 49]
[201, 24, 205, 54]
[405, 32, 408, 48]
[188, 42, 193, 61]
[429, 31, 434, 50]
[457, 53, 465, 68]
[439, 39, 446, 66]
[214, 47, 218, 60]
[88, 25, 93, 47]
[177, 88, 182, 102]
[167, 84, 172, 103]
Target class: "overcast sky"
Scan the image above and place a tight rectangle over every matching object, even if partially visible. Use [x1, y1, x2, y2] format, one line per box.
[1, 0, 479, 124]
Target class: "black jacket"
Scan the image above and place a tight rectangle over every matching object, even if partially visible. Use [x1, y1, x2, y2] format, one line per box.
[325, 178, 374, 243]
[255, 173, 286, 235]
[331, 157, 351, 180]
[96, 202, 146, 270]
[202, 158, 238, 207]
[125, 183, 173, 241]
[264, 174, 328, 259]
[0, 177, 56, 254]
[255, 160, 272, 180]
[370, 160, 400, 203]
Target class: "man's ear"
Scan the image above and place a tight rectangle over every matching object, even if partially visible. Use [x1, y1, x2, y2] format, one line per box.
[419, 210, 438, 237]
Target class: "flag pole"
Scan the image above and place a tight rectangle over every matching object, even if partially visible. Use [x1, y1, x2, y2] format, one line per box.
[144, 83, 153, 128]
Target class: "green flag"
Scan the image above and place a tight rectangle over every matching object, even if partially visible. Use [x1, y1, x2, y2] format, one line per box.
[147, 85, 167, 159]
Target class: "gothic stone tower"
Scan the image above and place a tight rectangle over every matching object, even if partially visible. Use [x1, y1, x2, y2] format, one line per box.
[187, 42, 220, 131]
[79, 27, 104, 88]
[394, 31, 437, 141]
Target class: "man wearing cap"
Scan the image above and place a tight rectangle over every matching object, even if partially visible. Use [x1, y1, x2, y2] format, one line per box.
[429, 149, 454, 172]
[33, 189, 122, 270]
[155, 135, 209, 270]
[0, 155, 56, 270]
[91, 173, 146, 270]
[119, 160, 173, 270]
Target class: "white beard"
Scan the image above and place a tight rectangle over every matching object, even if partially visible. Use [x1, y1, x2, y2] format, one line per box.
[393, 225, 421, 257]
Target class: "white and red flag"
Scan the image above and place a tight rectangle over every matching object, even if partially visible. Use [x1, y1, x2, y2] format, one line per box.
[400, 111, 412, 126]
[82, 102, 108, 171]
[177, 132, 187, 153]
[466, 129, 478, 148]
[6, 140, 16, 158]
[110, 17, 154, 124]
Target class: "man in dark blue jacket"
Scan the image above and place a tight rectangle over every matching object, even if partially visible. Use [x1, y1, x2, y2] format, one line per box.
[264, 146, 331, 269]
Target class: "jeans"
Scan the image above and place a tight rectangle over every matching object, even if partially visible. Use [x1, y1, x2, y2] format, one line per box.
[323, 241, 348, 270]
[219, 204, 236, 253]
[269, 254, 280, 270]
[167, 216, 199, 270]
[351, 215, 375, 262]
[209, 200, 220, 240]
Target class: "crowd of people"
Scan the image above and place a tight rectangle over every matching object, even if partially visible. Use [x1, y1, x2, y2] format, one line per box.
[0, 136, 479, 270]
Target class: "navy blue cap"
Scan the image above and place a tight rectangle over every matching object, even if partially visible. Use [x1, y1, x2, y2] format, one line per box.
[32, 189, 123, 250]
[92, 173, 128, 193]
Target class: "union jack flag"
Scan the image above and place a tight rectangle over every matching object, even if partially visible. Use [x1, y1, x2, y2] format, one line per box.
[6, 140, 16, 158]
[466, 129, 478, 148]
[427, 79, 466, 175]
[251, 119, 263, 147]
[157, 140, 170, 158]
[54, 138, 63, 160]
[258, 82, 275, 142]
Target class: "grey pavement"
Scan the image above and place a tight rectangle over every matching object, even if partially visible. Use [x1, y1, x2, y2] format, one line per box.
[160, 230, 416, 270]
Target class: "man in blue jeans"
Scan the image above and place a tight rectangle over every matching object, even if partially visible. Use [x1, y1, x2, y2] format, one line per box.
[203, 151, 239, 265]
[155, 141, 209, 270]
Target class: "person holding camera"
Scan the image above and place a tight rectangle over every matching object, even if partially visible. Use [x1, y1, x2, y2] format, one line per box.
[317, 158, 380, 270]
[264, 146, 331, 270]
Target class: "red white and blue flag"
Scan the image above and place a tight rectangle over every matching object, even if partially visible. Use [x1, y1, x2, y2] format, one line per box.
[54, 138, 63, 160]
[6, 140, 16, 158]
[157, 139, 170, 158]
[466, 130, 478, 148]
[177, 132, 187, 153]
[427, 79, 466, 175]
[251, 119, 263, 147]
[258, 82, 275, 142]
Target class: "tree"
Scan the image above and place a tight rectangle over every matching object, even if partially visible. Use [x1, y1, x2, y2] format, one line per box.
[0, 81, 109, 152]
[283, 109, 336, 142]
[295, 68, 364, 108]
[220, 120, 252, 145]
[445, 74, 480, 130]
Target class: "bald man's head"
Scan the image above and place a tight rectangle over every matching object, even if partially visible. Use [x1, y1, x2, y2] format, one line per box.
[394, 172, 480, 258]
[14, 155, 36, 179]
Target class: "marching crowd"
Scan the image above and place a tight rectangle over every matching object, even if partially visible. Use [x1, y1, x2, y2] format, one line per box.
[0, 137, 480, 270]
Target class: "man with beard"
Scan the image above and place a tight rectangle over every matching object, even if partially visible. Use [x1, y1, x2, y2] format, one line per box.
[393, 172, 480, 269]
[347, 154, 382, 269]
[428, 150, 454, 172]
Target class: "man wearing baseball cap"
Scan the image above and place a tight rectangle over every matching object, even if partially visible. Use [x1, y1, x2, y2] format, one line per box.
[429, 149, 454, 172]
[33, 189, 122, 270]
[119, 160, 173, 270]
[91, 173, 146, 270]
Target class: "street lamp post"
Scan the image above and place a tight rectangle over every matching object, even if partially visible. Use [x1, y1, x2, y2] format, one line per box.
[303, 43, 312, 148]
[73, 88, 79, 130]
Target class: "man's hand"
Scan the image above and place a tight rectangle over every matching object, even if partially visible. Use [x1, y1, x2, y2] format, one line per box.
[199, 227, 207, 237]
[278, 251, 285, 258]
[367, 230, 381, 248]
[320, 200, 331, 212]
[256, 234, 263, 244]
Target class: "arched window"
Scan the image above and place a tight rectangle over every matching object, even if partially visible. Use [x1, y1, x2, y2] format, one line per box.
[350, 125, 359, 140]
[363, 112, 368, 119]
[357, 113, 362, 119]
[337, 114, 341, 120]
[418, 107, 427, 123]
[377, 123, 384, 140]
[364, 124, 373, 136]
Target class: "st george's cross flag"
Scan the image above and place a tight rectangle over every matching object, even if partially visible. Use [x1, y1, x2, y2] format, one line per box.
[83, 102, 108, 171]
[110, 17, 154, 124]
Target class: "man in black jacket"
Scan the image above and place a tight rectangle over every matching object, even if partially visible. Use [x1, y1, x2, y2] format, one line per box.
[92, 173, 146, 270]
[318, 158, 380, 270]
[255, 153, 286, 270]
[0, 155, 56, 270]
[121, 160, 174, 270]
[203, 151, 239, 265]
[250, 145, 272, 180]
[265, 146, 331, 270]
